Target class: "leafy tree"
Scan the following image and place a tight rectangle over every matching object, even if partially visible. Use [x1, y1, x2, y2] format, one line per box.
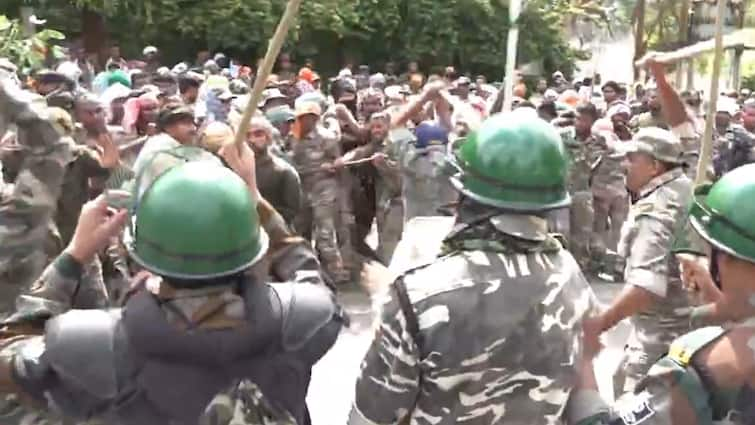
[2, 0, 587, 79]
[0, 14, 66, 74]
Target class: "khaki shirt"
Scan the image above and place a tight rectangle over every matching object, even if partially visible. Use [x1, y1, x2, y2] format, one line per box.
[618, 168, 695, 352]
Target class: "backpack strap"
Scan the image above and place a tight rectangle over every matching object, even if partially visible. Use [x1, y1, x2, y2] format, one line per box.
[658, 326, 728, 425]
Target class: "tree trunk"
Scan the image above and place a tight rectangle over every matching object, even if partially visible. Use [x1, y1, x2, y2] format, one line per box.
[81, 8, 107, 69]
[633, 0, 646, 81]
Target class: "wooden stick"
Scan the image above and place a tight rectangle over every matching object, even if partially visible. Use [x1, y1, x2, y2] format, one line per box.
[233, 0, 304, 148]
[695, 0, 727, 185]
[633, 29, 753, 66]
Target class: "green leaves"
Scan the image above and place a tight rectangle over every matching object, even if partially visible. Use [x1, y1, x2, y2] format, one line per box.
[3, 0, 584, 79]
[0, 14, 66, 75]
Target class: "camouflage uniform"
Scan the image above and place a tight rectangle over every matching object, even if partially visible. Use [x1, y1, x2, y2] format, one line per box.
[0, 197, 341, 425]
[343, 136, 404, 264]
[588, 133, 629, 271]
[615, 166, 696, 392]
[351, 213, 599, 424]
[560, 126, 594, 270]
[55, 144, 110, 245]
[0, 72, 74, 424]
[0, 74, 72, 317]
[200, 379, 296, 425]
[629, 111, 667, 130]
[713, 124, 754, 178]
[255, 149, 302, 227]
[566, 324, 755, 425]
[291, 126, 350, 282]
[397, 131, 457, 220]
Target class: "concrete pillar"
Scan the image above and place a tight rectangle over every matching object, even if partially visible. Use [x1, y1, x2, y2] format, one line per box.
[731, 46, 744, 92]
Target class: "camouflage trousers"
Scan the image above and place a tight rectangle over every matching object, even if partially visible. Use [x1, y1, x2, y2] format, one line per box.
[375, 198, 404, 265]
[569, 191, 594, 271]
[614, 321, 683, 394]
[592, 189, 628, 271]
[295, 179, 349, 282]
[200, 379, 296, 425]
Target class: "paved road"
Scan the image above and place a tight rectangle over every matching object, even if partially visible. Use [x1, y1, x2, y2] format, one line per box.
[306, 277, 630, 425]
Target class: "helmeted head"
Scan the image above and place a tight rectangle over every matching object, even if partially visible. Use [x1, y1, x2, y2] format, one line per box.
[689, 164, 755, 265]
[125, 161, 268, 283]
[688, 164, 755, 317]
[449, 109, 570, 212]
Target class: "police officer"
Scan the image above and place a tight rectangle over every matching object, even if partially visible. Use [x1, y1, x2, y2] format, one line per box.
[587, 127, 696, 393]
[570, 163, 755, 425]
[350, 109, 599, 424]
[0, 130, 343, 424]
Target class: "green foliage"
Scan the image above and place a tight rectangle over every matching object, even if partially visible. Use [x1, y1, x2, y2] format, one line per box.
[3, 0, 585, 79]
[0, 15, 65, 74]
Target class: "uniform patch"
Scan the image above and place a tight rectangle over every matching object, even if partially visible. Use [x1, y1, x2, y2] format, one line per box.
[615, 397, 656, 425]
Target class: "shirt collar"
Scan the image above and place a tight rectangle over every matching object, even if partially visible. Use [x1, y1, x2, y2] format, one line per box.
[636, 167, 684, 200]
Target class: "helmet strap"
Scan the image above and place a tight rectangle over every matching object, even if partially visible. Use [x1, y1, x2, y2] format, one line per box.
[710, 248, 722, 290]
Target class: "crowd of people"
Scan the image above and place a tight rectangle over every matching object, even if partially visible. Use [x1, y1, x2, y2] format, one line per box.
[0, 39, 754, 425]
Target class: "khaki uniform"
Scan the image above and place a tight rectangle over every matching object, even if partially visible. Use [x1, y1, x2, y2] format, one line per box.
[351, 214, 599, 424]
[615, 167, 696, 391]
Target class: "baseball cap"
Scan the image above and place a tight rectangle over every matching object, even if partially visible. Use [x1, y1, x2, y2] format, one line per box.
[294, 102, 321, 118]
[143, 46, 158, 56]
[265, 105, 295, 124]
[259, 88, 286, 107]
[158, 104, 195, 129]
[624, 127, 683, 164]
[217, 89, 236, 101]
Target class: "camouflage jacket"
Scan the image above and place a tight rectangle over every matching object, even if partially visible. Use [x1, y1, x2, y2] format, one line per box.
[560, 126, 592, 193]
[0, 72, 72, 308]
[290, 126, 341, 189]
[352, 217, 600, 424]
[618, 168, 696, 356]
[567, 323, 755, 425]
[587, 133, 626, 196]
[0, 198, 338, 425]
[345, 136, 402, 206]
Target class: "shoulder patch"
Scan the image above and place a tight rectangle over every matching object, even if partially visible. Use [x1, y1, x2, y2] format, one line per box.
[615, 393, 656, 425]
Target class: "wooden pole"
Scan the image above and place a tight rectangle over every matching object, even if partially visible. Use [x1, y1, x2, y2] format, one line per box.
[633, 0, 646, 81]
[695, 0, 727, 185]
[233, 0, 304, 148]
[502, 0, 523, 112]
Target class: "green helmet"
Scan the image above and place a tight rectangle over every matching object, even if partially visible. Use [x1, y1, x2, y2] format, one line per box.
[125, 161, 268, 281]
[689, 163, 755, 263]
[450, 109, 570, 211]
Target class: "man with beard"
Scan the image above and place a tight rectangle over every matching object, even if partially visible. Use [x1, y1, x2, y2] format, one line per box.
[630, 86, 667, 130]
[246, 115, 302, 226]
[331, 78, 380, 261]
[334, 112, 403, 264]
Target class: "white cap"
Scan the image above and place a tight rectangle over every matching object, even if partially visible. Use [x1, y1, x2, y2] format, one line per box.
[143, 46, 158, 56]
[716, 98, 739, 116]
